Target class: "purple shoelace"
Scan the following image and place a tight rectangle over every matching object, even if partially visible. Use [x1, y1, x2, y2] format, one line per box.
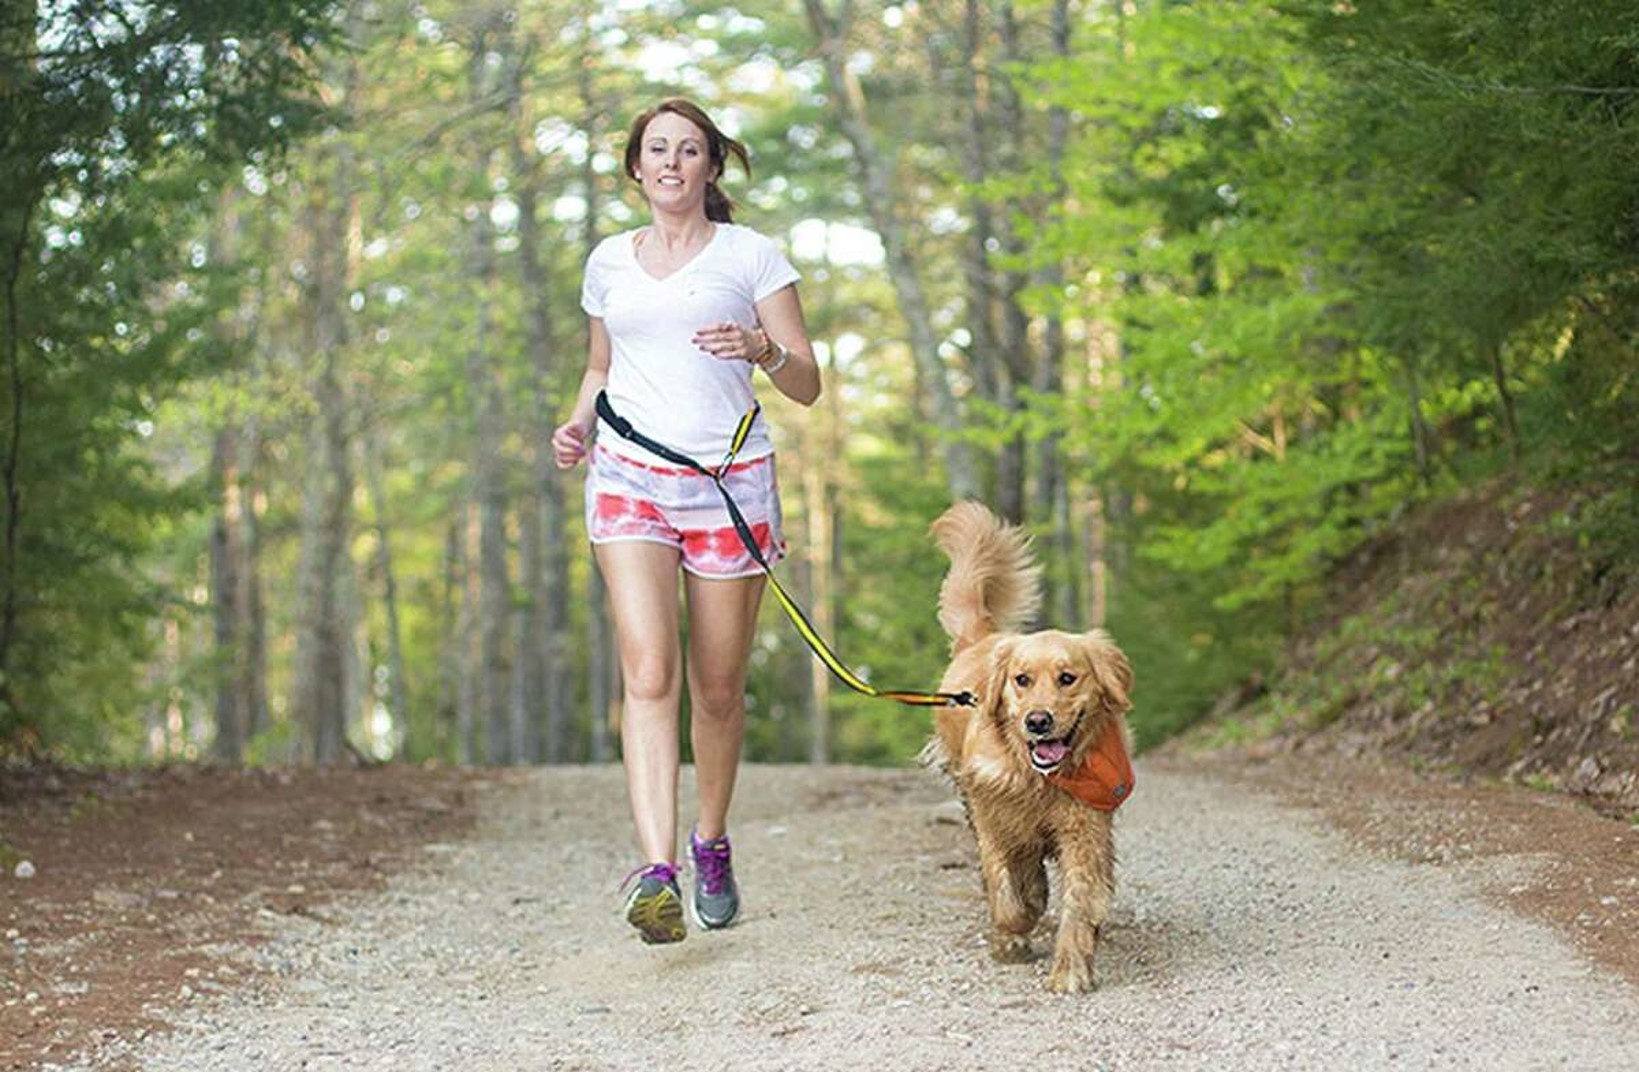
[621, 861, 680, 890]
[691, 832, 733, 895]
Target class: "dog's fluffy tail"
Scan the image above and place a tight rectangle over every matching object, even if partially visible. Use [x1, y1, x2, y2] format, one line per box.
[931, 501, 1042, 653]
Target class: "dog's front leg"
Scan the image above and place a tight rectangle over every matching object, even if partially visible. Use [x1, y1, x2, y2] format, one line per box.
[1048, 819, 1114, 993]
[971, 809, 1038, 963]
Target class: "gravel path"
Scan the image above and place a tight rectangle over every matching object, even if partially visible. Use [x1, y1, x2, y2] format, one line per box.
[65, 762, 1639, 1071]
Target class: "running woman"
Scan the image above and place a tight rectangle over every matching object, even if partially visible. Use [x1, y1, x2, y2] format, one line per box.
[551, 97, 821, 943]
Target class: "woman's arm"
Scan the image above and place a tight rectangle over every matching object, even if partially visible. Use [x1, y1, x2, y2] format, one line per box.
[751, 284, 822, 407]
[551, 318, 612, 469]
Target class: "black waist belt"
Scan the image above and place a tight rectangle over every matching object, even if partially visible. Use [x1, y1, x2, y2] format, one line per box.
[595, 390, 972, 708]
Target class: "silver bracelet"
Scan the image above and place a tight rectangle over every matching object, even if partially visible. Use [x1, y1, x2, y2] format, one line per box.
[761, 341, 790, 375]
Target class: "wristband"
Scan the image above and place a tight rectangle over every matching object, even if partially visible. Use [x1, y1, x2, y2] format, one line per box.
[761, 341, 790, 374]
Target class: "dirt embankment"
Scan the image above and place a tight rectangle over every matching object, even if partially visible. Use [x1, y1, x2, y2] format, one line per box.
[1205, 483, 1639, 818]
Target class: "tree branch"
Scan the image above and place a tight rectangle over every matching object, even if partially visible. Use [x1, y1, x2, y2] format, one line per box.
[0, 194, 36, 689]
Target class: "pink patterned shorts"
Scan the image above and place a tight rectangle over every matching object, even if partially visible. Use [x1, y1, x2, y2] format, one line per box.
[585, 444, 786, 579]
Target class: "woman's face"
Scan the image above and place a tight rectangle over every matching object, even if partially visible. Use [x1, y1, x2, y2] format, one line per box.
[633, 111, 718, 215]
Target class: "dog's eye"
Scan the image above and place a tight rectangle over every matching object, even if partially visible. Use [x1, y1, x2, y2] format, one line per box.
[1012, 673, 1031, 688]
[1057, 671, 1077, 687]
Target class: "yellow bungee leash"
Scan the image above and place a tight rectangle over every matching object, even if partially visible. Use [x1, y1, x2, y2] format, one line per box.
[594, 390, 973, 709]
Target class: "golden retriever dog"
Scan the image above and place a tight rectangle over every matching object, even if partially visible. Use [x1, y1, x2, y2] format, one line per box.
[923, 502, 1134, 994]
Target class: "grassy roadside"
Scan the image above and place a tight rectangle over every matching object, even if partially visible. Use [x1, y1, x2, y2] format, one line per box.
[1172, 480, 1639, 821]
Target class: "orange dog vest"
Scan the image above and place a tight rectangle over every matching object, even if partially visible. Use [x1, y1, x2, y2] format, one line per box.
[1046, 720, 1135, 812]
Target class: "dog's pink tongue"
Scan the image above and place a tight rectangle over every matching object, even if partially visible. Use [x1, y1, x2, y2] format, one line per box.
[1032, 740, 1069, 766]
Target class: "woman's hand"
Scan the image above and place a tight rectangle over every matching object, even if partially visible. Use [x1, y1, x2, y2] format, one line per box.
[692, 320, 769, 365]
[551, 419, 592, 469]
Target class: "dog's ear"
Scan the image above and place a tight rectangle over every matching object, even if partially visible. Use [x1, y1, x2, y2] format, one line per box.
[982, 636, 1018, 720]
[1083, 630, 1133, 715]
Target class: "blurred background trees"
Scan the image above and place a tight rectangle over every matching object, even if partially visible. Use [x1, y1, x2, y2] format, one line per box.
[3, 0, 1634, 765]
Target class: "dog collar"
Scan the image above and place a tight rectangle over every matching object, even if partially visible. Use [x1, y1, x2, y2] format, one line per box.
[1045, 719, 1135, 812]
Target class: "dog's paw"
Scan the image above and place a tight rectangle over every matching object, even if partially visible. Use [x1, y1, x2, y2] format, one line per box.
[988, 932, 1034, 963]
[1046, 957, 1095, 994]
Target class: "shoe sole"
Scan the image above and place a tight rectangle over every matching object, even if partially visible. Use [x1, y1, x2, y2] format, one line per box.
[626, 884, 686, 944]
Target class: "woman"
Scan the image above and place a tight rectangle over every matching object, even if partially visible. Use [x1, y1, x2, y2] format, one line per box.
[552, 98, 821, 944]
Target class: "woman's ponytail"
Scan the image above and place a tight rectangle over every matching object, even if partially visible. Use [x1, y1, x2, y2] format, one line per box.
[704, 182, 735, 224]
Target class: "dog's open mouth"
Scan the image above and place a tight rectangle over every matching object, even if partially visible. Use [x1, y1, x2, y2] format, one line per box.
[1029, 738, 1071, 773]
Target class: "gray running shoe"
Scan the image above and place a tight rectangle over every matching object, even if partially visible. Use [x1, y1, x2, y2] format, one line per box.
[622, 862, 685, 944]
[689, 829, 740, 929]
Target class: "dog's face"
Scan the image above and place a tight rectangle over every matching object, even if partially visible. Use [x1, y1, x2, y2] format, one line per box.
[986, 630, 1132, 775]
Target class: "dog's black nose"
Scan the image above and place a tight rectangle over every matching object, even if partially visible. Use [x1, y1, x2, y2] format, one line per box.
[1024, 710, 1054, 736]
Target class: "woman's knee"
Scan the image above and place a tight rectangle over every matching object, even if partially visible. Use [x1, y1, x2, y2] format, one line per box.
[689, 677, 747, 721]
[621, 653, 679, 703]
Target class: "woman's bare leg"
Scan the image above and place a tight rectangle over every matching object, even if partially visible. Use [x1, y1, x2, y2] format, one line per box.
[595, 541, 684, 865]
[682, 570, 766, 839]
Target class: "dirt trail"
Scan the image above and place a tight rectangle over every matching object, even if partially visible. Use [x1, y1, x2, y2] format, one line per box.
[36, 760, 1639, 1071]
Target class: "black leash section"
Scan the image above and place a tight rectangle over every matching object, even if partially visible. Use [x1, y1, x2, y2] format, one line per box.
[595, 390, 974, 708]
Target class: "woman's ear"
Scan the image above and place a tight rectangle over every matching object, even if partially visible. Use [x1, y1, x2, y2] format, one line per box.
[1083, 630, 1133, 715]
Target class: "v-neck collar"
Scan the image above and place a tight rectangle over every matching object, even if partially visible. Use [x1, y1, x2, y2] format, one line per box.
[630, 224, 721, 283]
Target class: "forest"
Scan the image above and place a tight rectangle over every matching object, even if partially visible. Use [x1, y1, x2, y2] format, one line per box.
[2, 0, 1635, 768]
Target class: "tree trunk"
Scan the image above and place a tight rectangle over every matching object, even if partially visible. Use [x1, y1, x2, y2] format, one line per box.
[289, 144, 358, 765]
[1036, 0, 1077, 627]
[994, 378, 1025, 523]
[803, 406, 834, 765]
[361, 427, 410, 758]
[458, 502, 481, 764]
[499, 18, 542, 765]
[465, 30, 513, 765]
[0, 199, 30, 717]
[290, 290, 355, 764]
[516, 371, 549, 766]
[288, 9, 371, 765]
[0, 215, 34, 723]
[507, 41, 572, 764]
[206, 190, 251, 763]
[158, 617, 188, 758]
[340, 529, 367, 758]
[581, 34, 615, 763]
[959, 0, 1001, 408]
[541, 462, 573, 760]
[803, 0, 980, 503]
[237, 410, 270, 744]
[435, 513, 464, 762]
[470, 217, 511, 765]
[0, 0, 40, 724]
[1403, 352, 1435, 487]
[1488, 339, 1521, 463]
[993, 0, 1035, 525]
[209, 426, 244, 763]
[1086, 492, 1109, 630]
[290, 359, 354, 763]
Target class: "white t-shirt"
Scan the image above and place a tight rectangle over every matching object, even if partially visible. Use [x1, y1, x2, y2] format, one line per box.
[581, 222, 801, 465]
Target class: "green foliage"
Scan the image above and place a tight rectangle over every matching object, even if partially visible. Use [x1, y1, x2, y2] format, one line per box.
[7, 0, 1637, 765]
[1008, 0, 1639, 747]
[1, 1, 335, 752]
[825, 454, 965, 765]
[1106, 548, 1285, 749]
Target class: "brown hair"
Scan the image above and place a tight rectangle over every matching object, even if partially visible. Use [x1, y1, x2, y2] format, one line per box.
[623, 98, 751, 224]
